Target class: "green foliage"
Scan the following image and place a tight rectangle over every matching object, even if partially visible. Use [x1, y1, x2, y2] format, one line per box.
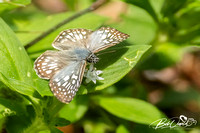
[0, 14, 152, 132]
[96, 97, 163, 125]
[26, 13, 107, 55]
[79, 45, 151, 94]
[110, 4, 157, 45]
[59, 96, 89, 122]
[63, 0, 93, 11]
[0, 0, 199, 132]
[0, 0, 31, 14]
[0, 18, 36, 95]
[116, 125, 129, 133]
[122, 0, 158, 22]
[161, 0, 187, 17]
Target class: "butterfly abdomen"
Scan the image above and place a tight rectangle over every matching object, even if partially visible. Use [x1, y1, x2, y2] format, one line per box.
[74, 48, 90, 60]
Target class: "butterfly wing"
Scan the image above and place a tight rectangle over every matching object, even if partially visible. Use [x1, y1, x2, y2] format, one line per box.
[49, 60, 86, 103]
[87, 27, 129, 53]
[52, 29, 93, 50]
[34, 50, 76, 79]
[35, 48, 90, 103]
[35, 27, 129, 103]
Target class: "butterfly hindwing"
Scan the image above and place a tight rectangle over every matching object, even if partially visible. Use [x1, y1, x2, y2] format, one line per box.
[49, 60, 86, 103]
[52, 29, 93, 50]
[87, 27, 129, 53]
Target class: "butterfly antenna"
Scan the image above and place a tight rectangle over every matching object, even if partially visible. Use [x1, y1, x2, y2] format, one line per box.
[96, 50, 116, 56]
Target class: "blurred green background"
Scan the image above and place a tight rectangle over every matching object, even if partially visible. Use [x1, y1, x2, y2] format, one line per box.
[0, 0, 200, 133]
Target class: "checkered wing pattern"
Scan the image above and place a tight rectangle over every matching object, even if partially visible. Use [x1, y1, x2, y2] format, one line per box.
[87, 27, 129, 53]
[49, 60, 86, 103]
[34, 50, 76, 79]
[52, 29, 93, 50]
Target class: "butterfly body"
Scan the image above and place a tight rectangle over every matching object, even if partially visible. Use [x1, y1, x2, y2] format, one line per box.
[34, 27, 129, 103]
[86, 53, 99, 63]
[74, 48, 91, 61]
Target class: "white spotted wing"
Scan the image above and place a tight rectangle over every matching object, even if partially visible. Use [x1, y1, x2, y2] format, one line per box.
[49, 60, 86, 103]
[34, 50, 76, 79]
[52, 29, 92, 50]
[87, 27, 129, 53]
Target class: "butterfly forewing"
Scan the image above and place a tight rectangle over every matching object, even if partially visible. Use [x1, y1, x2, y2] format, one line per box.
[49, 60, 86, 103]
[87, 27, 129, 53]
[52, 29, 93, 50]
[34, 50, 76, 79]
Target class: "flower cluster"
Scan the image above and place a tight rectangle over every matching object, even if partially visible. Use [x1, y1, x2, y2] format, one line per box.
[84, 64, 104, 84]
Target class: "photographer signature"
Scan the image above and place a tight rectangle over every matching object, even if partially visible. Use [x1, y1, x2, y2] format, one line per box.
[149, 115, 197, 129]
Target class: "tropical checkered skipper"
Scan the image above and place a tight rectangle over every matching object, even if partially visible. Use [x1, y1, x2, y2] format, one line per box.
[34, 27, 129, 103]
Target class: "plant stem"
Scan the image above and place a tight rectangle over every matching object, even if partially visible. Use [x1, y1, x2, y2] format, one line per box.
[25, 0, 107, 49]
[23, 116, 48, 133]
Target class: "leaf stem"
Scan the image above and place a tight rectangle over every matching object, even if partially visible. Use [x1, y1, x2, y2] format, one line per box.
[24, 0, 107, 49]
[23, 116, 48, 133]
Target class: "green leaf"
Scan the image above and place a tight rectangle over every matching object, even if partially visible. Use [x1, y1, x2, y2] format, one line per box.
[155, 43, 186, 63]
[59, 95, 88, 122]
[63, 0, 93, 11]
[110, 5, 157, 45]
[174, 6, 200, 43]
[0, 117, 6, 131]
[5, 115, 31, 133]
[39, 130, 51, 133]
[0, 17, 36, 96]
[122, 0, 158, 22]
[0, 97, 27, 117]
[63, 0, 78, 11]
[0, 73, 35, 95]
[17, 12, 73, 47]
[0, 0, 31, 14]
[177, 6, 200, 29]
[157, 88, 200, 109]
[34, 78, 52, 96]
[78, 45, 151, 94]
[161, 0, 187, 17]
[49, 128, 63, 133]
[50, 128, 63, 133]
[76, 0, 93, 11]
[116, 125, 130, 133]
[97, 97, 163, 125]
[53, 117, 70, 127]
[139, 43, 192, 70]
[83, 120, 111, 133]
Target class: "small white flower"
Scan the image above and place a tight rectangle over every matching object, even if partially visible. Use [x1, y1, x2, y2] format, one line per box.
[84, 64, 104, 84]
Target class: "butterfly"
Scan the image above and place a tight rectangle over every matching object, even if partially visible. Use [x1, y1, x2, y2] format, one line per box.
[34, 27, 129, 103]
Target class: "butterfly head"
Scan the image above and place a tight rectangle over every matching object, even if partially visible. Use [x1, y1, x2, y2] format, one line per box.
[87, 53, 99, 64]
